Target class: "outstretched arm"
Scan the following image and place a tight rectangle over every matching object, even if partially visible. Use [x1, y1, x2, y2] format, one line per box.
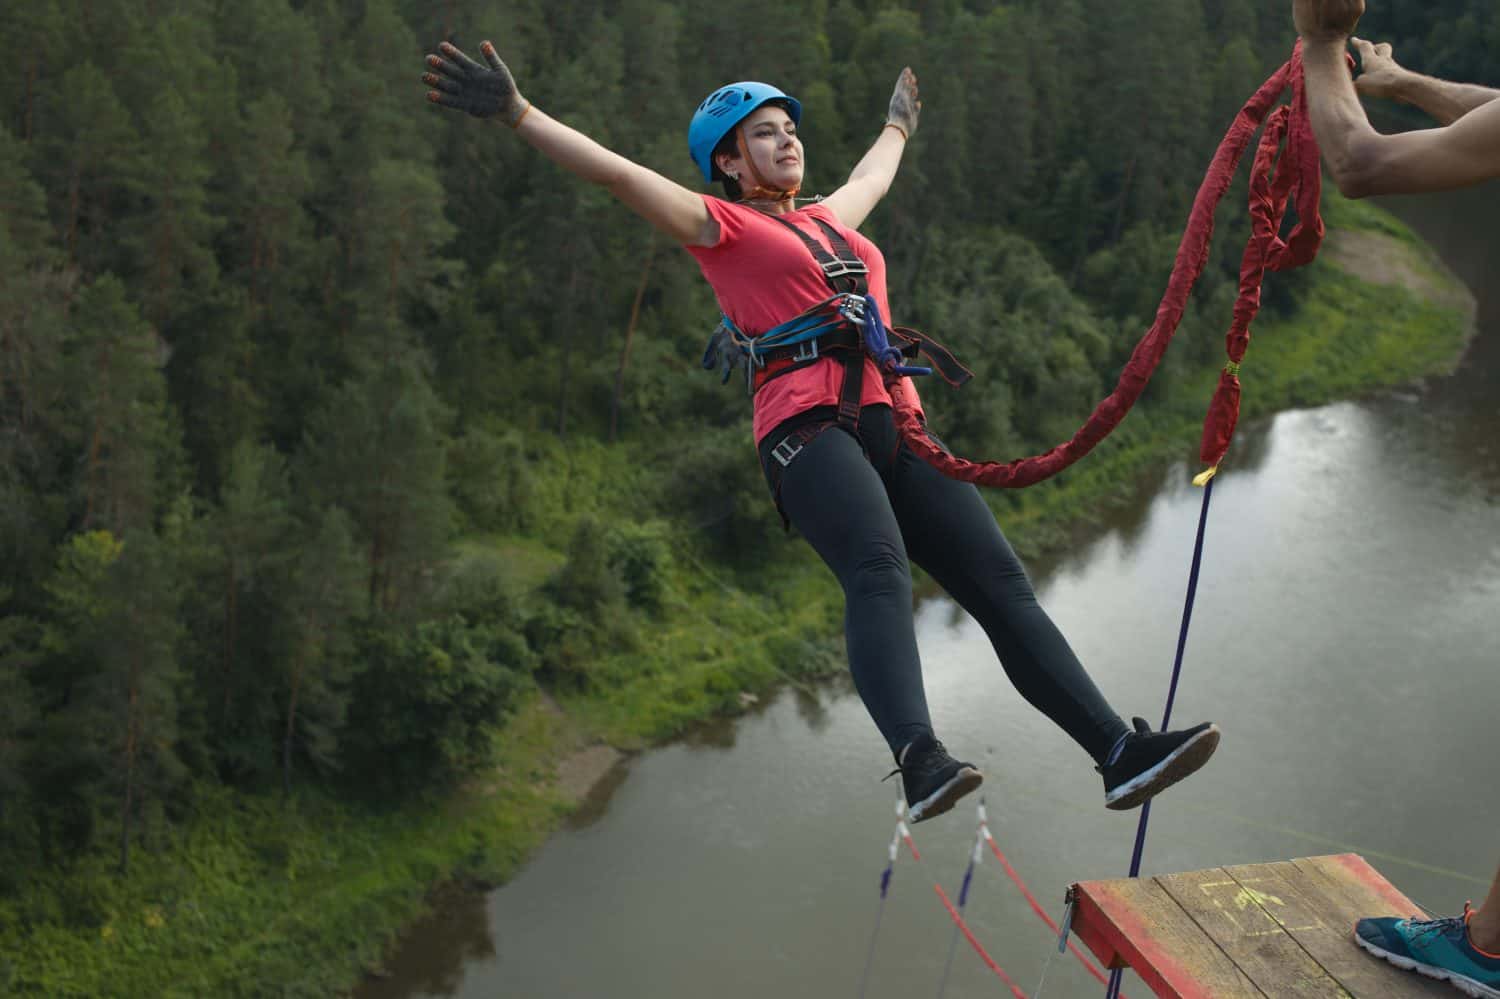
[423, 40, 717, 246]
[820, 68, 921, 230]
[1351, 37, 1500, 126]
[1294, 1, 1500, 197]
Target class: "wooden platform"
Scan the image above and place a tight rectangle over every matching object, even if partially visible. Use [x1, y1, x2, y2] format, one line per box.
[1068, 853, 1455, 998]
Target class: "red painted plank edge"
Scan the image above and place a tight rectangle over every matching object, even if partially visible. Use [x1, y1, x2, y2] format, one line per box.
[1070, 881, 1219, 999]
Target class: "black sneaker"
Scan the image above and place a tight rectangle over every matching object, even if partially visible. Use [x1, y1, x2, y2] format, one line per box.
[887, 733, 983, 824]
[1099, 717, 1220, 811]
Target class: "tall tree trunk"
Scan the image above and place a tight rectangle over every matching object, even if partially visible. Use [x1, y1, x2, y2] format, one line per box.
[222, 560, 238, 721]
[120, 653, 141, 875]
[609, 235, 656, 442]
[556, 264, 579, 438]
[84, 344, 114, 529]
[282, 638, 307, 800]
[23, 61, 36, 141]
[1110, 152, 1138, 246]
[67, 169, 81, 262]
[153, 188, 175, 328]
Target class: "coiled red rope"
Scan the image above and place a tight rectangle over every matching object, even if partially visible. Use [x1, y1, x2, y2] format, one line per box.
[890, 43, 1327, 485]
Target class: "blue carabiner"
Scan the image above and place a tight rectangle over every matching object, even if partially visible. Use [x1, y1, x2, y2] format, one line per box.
[859, 295, 931, 378]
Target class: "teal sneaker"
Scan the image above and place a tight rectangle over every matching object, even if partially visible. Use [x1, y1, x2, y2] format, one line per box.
[1354, 904, 1500, 998]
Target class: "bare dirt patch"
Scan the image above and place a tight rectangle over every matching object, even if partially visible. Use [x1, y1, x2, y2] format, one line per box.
[535, 692, 625, 805]
[552, 743, 625, 804]
[1322, 229, 1476, 319]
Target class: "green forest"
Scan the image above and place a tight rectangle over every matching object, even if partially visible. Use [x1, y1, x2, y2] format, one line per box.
[0, 0, 1492, 994]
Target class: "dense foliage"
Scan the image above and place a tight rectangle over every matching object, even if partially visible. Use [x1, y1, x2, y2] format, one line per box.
[0, 0, 1490, 927]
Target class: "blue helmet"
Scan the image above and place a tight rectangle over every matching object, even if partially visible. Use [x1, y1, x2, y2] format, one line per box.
[688, 82, 802, 183]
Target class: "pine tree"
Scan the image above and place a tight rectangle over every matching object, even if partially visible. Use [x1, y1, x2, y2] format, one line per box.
[208, 442, 294, 740]
[299, 360, 454, 615]
[30, 63, 141, 274]
[123, 89, 224, 330]
[272, 507, 363, 796]
[38, 525, 187, 872]
[0, 0, 66, 141]
[0, 595, 40, 871]
[67, 277, 181, 535]
[0, 125, 72, 588]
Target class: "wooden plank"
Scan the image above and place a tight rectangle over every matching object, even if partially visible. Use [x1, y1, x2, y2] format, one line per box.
[1233, 860, 1455, 998]
[1074, 875, 1267, 999]
[1157, 867, 1351, 998]
[1293, 854, 1429, 918]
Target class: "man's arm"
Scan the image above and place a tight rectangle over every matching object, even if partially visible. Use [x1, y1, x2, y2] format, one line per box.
[1296, 2, 1500, 198]
[1352, 38, 1500, 126]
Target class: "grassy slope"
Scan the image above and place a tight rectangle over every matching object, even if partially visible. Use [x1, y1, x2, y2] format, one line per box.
[0, 198, 1475, 997]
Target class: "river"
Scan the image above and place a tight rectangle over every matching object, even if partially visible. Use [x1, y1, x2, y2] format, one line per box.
[359, 184, 1499, 998]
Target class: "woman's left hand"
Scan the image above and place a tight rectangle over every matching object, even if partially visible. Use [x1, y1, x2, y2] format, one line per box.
[886, 67, 921, 140]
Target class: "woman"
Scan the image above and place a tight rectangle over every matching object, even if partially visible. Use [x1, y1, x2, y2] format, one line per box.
[422, 38, 1220, 823]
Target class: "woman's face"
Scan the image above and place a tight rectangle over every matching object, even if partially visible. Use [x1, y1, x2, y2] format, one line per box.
[718, 105, 803, 191]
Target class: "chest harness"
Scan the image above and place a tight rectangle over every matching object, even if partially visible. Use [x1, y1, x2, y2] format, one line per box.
[704, 214, 972, 464]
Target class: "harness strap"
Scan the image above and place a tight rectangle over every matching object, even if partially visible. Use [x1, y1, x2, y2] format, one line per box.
[765, 214, 872, 429]
[749, 325, 971, 394]
[888, 326, 972, 388]
[720, 212, 967, 434]
[769, 215, 869, 295]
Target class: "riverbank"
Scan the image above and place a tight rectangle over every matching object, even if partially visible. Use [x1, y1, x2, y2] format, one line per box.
[0, 200, 1476, 998]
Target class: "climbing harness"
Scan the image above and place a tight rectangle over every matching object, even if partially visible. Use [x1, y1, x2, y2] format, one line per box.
[702, 212, 970, 443]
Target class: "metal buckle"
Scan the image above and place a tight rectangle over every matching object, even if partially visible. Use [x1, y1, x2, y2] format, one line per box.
[821, 259, 868, 281]
[792, 339, 819, 363]
[771, 437, 805, 467]
[838, 296, 867, 323]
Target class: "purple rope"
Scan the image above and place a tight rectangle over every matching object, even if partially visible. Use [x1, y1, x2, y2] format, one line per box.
[1104, 475, 1216, 999]
[857, 862, 894, 998]
[937, 850, 980, 998]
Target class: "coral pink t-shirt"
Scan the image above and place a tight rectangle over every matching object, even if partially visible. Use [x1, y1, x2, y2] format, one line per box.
[685, 196, 921, 443]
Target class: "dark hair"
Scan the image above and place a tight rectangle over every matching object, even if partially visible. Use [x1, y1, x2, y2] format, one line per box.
[712, 132, 743, 200]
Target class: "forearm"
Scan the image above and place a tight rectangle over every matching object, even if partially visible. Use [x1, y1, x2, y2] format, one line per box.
[510, 106, 633, 187]
[844, 126, 908, 194]
[820, 126, 907, 229]
[507, 104, 711, 245]
[1384, 71, 1500, 126]
[1303, 39, 1383, 196]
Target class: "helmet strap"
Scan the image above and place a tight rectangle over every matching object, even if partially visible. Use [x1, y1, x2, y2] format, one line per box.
[733, 126, 800, 203]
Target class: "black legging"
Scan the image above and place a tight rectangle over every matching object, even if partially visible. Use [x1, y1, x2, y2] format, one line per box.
[759, 404, 1130, 765]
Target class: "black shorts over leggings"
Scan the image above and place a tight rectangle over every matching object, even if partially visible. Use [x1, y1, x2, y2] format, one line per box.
[758, 404, 1129, 764]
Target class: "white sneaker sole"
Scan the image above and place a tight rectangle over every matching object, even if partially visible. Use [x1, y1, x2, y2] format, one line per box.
[1354, 931, 1500, 998]
[908, 767, 983, 824]
[1104, 725, 1220, 811]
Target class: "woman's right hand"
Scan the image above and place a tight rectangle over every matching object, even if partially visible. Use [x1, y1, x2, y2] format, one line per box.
[1350, 37, 1408, 101]
[423, 40, 530, 125]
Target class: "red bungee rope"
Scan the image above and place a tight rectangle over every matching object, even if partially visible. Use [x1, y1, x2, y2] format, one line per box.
[889, 43, 1327, 486]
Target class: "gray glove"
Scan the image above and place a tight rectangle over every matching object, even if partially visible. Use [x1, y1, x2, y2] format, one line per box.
[886, 67, 921, 140]
[423, 40, 530, 125]
[702, 323, 750, 386]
